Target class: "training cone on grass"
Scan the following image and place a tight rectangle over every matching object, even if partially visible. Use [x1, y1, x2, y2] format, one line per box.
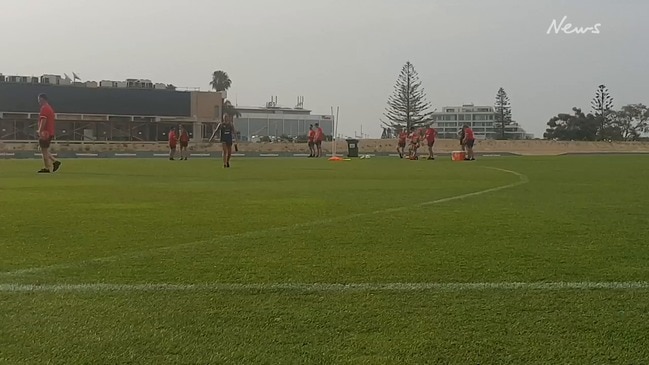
[328, 156, 344, 161]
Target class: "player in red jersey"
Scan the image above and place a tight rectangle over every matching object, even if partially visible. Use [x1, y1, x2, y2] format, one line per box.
[178, 125, 190, 160]
[168, 127, 178, 160]
[36, 94, 61, 174]
[307, 125, 316, 158]
[408, 127, 420, 159]
[462, 124, 476, 161]
[424, 126, 438, 160]
[396, 128, 408, 158]
[314, 123, 324, 157]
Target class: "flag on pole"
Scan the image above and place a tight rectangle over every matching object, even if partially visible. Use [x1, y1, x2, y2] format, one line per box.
[72, 72, 80, 81]
[63, 74, 71, 81]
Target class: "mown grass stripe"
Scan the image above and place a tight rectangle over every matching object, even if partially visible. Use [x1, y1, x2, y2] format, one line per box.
[2, 281, 649, 293]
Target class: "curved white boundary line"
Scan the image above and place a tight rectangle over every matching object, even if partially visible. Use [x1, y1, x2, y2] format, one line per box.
[1, 281, 648, 293]
[0, 167, 528, 279]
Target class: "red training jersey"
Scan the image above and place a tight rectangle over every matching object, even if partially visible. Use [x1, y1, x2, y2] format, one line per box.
[180, 131, 189, 143]
[169, 131, 177, 144]
[315, 127, 324, 142]
[410, 132, 420, 143]
[39, 103, 56, 138]
[424, 128, 437, 142]
[398, 131, 408, 143]
[308, 130, 316, 142]
[465, 128, 475, 140]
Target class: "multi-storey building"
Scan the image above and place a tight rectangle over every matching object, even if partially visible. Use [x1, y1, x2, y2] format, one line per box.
[432, 104, 532, 139]
[0, 73, 222, 142]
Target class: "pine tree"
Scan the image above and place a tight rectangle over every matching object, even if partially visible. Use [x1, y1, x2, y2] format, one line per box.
[494, 87, 512, 139]
[591, 84, 614, 140]
[381, 62, 433, 132]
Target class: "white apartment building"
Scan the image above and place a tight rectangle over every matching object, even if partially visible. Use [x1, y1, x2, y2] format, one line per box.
[431, 104, 532, 139]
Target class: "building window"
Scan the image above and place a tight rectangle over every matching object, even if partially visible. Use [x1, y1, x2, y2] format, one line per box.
[445, 108, 455, 112]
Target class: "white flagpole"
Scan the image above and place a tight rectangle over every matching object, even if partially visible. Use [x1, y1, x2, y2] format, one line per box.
[335, 107, 340, 156]
[330, 107, 335, 157]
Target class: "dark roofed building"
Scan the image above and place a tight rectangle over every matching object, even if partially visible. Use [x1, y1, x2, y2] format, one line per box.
[0, 81, 223, 142]
[0, 82, 191, 117]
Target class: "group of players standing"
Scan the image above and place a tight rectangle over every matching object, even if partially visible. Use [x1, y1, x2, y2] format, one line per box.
[307, 123, 325, 158]
[396, 124, 476, 161]
[167, 116, 325, 166]
[167, 112, 237, 168]
[397, 126, 438, 160]
[35, 91, 478, 174]
[167, 126, 191, 161]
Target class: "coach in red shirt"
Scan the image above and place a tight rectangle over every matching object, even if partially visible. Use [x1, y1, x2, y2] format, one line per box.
[37, 93, 61, 173]
[462, 124, 476, 161]
[314, 123, 324, 158]
[424, 126, 437, 160]
[307, 125, 317, 158]
[168, 127, 178, 160]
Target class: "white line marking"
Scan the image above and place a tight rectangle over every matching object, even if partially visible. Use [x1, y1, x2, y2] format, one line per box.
[293, 153, 310, 157]
[153, 153, 168, 157]
[0, 152, 15, 156]
[190, 153, 211, 157]
[114, 153, 137, 157]
[76, 153, 98, 157]
[260, 153, 279, 157]
[231, 153, 246, 157]
[0, 167, 528, 278]
[34, 153, 58, 157]
[1, 281, 648, 293]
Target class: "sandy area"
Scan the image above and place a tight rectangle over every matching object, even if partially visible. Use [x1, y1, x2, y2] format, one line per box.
[2, 139, 649, 155]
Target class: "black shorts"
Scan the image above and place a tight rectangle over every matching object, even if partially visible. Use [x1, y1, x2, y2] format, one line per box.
[466, 139, 475, 148]
[427, 140, 435, 147]
[315, 141, 322, 146]
[39, 137, 53, 149]
[398, 142, 406, 148]
[221, 135, 233, 147]
[180, 141, 188, 148]
[308, 141, 314, 147]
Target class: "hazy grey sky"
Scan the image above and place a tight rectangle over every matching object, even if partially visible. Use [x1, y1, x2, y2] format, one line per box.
[2, 0, 647, 138]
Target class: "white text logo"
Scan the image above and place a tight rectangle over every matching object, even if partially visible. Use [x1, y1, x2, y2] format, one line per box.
[547, 16, 601, 35]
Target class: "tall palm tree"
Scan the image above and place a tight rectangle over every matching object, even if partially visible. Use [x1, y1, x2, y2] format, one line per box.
[210, 71, 231, 92]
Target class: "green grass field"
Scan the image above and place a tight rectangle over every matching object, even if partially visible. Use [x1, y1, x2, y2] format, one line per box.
[1, 155, 649, 364]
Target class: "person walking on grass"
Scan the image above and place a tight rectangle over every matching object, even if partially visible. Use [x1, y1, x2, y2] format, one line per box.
[179, 125, 189, 160]
[314, 123, 324, 157]
[408, 126, 420, 159]
[424, 126, 438, 160]
[307, 125, 316, 158]
[396, 128, 407, 159]
[36, 93, 61, 174]
[210, 113, 236, 168]
[168, 127, 178, 160]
